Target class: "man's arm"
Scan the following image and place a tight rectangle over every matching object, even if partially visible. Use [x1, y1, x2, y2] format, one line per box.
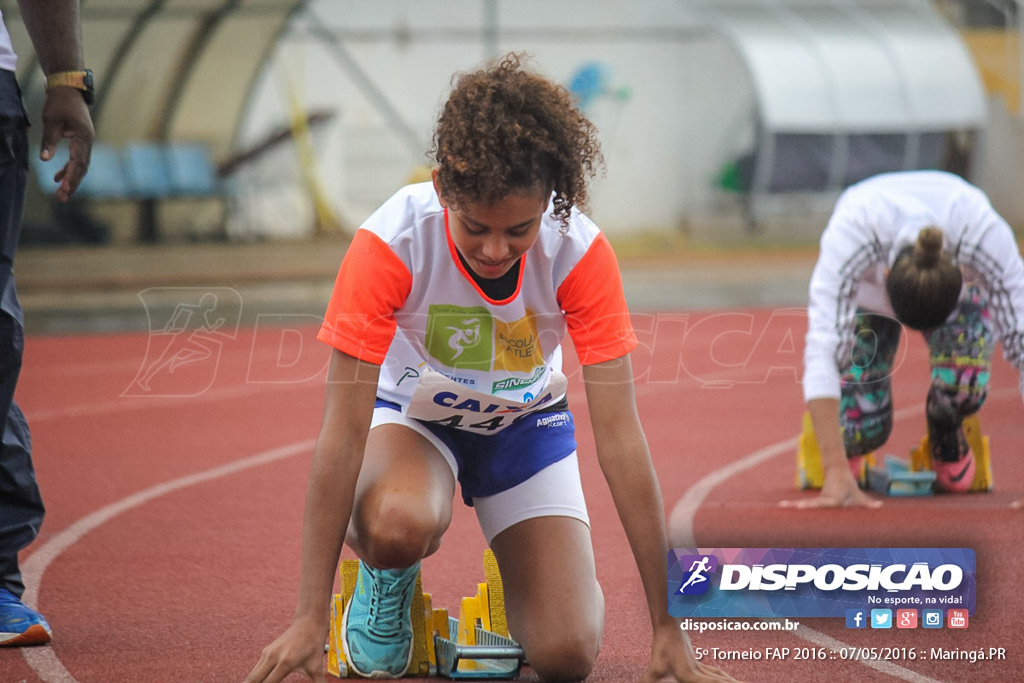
[16, 0, 84, 73]
[16, 0, 94, 200]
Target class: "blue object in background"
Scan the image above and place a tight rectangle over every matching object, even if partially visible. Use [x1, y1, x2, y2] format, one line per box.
[568, 61, 609, 110]
[165, 144, 221, 196]
[123, 143, 172, 198]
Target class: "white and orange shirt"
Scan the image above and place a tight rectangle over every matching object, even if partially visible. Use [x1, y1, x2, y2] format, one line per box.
[317, 182, 637, 432]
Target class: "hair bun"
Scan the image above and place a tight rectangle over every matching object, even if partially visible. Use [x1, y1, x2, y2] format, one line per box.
[913, 227, 944, 268]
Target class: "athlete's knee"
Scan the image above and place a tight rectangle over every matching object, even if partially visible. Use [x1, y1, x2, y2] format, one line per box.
[515, 588, 603, 682]
[350, 487, 449, 566]
[523, 629, 600, 682]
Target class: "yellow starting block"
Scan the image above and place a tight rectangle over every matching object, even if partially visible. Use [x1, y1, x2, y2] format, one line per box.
[796, 411, 876, 489]
[796, 411, 993, 494]
[795, 411, 826, 490]
[327, 549, 524, 679]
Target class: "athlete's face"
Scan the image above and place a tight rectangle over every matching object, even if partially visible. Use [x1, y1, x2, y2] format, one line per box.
[433, 170, 550, 280]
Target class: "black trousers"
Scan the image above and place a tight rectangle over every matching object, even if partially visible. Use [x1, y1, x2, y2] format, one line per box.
[0, 68, 44, 599]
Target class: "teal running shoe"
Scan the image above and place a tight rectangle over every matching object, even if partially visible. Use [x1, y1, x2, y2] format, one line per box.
[0, 589, 52, 646]
[342, 560, 419, 678]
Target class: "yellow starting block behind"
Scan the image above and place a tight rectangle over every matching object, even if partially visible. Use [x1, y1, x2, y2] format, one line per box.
[796, 411, 993, 493]
[795, 411, 826, 490]
[327, 549, 523, 679]
[796, 411, 876, 489]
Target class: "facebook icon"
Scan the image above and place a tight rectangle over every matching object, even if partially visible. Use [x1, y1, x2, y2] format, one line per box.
[846, 609, 867, 629]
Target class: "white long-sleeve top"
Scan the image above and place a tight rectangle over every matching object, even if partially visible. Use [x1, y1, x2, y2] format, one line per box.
[803, 171, 1024, 405]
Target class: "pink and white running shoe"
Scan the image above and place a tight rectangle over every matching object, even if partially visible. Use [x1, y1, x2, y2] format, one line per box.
[932, 450, 975, 493]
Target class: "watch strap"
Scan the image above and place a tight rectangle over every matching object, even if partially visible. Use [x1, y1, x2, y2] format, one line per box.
[45, 69, 94, 104]
[46, 70, 87, 89]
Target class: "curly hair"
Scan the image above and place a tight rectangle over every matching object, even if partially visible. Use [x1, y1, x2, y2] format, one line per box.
[429, 52, 603, 227]
[886, 226, 962, 330]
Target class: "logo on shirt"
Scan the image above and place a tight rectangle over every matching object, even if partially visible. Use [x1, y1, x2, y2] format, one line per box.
[494, 315, 542, 373]
[426, 305, 493, 369]
[426, 304, 543, 374]
[446, 318, 483, 360]
[493, 366, 546, 393]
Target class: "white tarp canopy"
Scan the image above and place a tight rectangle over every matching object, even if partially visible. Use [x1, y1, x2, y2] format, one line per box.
[700, 0, 987, 133]
[698, 0, 988, 201]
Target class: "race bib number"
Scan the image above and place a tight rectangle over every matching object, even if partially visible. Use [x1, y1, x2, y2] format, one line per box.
[406, 367, 567, 433]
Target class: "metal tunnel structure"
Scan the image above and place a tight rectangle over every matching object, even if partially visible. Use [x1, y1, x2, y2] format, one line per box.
[5, 0, 307, 242]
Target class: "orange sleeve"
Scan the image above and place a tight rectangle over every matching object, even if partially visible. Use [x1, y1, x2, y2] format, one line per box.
[556, 233, 638, 365]
[317, 229, 413, 364]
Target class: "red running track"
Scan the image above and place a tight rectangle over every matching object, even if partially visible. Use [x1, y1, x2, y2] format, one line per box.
[1, 308, 1020, 682]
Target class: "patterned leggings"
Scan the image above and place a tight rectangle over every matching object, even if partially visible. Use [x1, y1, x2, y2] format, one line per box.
[839, 286, 992, 462]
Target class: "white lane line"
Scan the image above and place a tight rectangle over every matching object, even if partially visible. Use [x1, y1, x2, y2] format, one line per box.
[666, 395, 960, 547]
[790, 622, 943, 683]
[27, 380, 315, 423]
[20, 439, 315, 683]
[669, 437, 797, 548]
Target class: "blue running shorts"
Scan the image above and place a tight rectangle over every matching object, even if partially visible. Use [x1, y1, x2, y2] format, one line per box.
[371, 398, 589, 543]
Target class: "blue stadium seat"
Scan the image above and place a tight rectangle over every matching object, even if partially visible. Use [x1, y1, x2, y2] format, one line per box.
[82, 144, 132, 198]
[164, 143, 221, 196]
[122, 142, 173, 198]
[34, 142, 131, 199]
[33, 141, 224, 204]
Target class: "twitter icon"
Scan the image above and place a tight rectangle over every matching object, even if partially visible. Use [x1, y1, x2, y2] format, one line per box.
[870, 609, 892, 629]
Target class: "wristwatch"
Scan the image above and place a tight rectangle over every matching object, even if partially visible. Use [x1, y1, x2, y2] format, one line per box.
[45, 69, 95, 105]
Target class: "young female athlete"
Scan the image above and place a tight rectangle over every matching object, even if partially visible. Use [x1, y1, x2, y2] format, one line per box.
[786, 170, 1024, 509]
[244, 53, 734, 682]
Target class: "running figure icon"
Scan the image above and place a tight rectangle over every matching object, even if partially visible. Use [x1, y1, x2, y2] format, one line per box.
[678, 557, 712, 593]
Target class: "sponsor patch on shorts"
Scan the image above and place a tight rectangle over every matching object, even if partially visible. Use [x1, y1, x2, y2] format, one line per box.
[535, 412, 570, 428]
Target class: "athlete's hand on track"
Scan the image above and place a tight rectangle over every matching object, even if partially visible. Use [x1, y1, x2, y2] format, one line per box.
[243, 619, 327, 683]
[779, 472, 882, 509]
[642, 623, 742, 682]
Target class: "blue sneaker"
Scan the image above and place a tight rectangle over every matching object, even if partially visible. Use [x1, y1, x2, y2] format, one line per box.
[0, 589, 52, 646]
[342, 561, 419, 678]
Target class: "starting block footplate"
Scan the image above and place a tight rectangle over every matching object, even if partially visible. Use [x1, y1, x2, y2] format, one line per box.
[435, 618, 524, 679]
[866, 455, 935, 496]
